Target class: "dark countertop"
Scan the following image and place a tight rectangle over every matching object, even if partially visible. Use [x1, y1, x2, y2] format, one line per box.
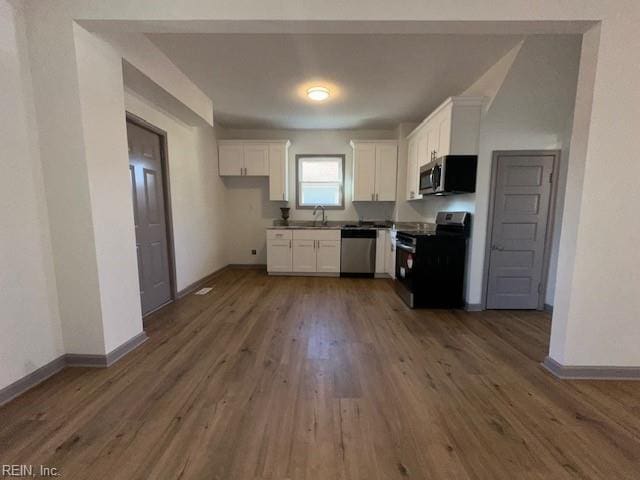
[268, 220, 432, 231]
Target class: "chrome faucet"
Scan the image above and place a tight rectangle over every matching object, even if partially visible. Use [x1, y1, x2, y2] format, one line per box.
[313, 205, 327, 225]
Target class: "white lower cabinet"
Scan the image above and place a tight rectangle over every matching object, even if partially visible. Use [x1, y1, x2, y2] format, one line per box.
[267, 229, 341, 275]
[375, 230, 386, 275]
[375, 229, 396, 278]
[267, 230, 293, 272]
[385, 230, 396, 279]
[292, 239, 316, 272]
[316, 241, 340, 273]
[267, 240, 292, 272]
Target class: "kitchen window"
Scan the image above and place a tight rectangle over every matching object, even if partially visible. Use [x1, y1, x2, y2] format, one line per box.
[296, 154, 345, 209]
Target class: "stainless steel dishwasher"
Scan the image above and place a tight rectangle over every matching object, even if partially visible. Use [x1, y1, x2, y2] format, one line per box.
[340, 228, 376, 277]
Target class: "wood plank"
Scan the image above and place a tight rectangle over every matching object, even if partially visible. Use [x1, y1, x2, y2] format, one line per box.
[1, 269, 639, 479]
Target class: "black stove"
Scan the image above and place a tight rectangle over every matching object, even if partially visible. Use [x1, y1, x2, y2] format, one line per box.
[394, 212, 470, 308]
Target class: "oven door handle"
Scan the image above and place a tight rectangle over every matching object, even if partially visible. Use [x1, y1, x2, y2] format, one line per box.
[396, 243, 416, 254]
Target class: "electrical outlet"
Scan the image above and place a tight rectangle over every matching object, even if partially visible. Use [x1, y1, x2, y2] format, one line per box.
[251, 249, 257, 255]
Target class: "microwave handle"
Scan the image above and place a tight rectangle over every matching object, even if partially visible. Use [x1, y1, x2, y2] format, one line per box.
[432, 164, 442, 190]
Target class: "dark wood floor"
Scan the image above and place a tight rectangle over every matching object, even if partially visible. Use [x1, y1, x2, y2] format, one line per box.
[1, 268, 639, 479]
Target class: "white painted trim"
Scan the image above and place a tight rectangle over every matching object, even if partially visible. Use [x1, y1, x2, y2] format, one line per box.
[406, 96, 485, 139]
[350, 139, 398, 147]
[218, 139, 290, 146]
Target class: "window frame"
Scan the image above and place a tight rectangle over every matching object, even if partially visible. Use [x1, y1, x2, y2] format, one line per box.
[295, 154, 346, 210]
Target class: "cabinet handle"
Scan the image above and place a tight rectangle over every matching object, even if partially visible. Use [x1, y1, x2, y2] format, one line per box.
[282, 192, 285, 200]
[289, 240, 292, 249]
[376, 193, 379, 201]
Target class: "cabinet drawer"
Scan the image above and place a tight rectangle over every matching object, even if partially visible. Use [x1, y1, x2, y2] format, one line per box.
[267, 229, 293, 240]
[293, 229, 340, 241]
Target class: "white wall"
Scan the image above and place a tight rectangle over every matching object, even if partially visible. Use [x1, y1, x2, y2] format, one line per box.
[96, 31, 213, 127]
[125, 91, 227, 291]
[0, 0, 64, 388]
[551, 17, 640, 367]
[74, 24, 143, 353]
[21, 0, 218, 359]
[218, 127, 396, 264]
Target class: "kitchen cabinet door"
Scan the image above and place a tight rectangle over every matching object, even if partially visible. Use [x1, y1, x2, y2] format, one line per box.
[219, 143, 244, 176]
[375, 230, 386, 273]
[406, 138, 420, 200]
[423, 124, 439, 166]
[374, 144, 397, 201]
[292, 240, 317, 272]
[268, 143, 288, 201]
[385, 230, 396, 279]
[436, 107, 452, 157]
[267, 239, 292, 272]
[244, 143, 269, 176]
[316, 240, 340, 273]
[352, 143, 376, 201]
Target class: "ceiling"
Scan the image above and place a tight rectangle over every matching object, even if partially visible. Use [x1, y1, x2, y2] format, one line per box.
[148, 33, 523, 130]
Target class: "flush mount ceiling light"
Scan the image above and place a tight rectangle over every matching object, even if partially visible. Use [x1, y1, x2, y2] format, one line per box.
[306, 86, 330, 102]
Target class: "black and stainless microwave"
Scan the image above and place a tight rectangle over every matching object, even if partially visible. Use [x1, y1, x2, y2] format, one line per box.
[419, 155, 478, 196]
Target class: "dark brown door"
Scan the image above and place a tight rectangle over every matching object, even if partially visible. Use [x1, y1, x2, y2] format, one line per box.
[486, 153, 555, 309]
[127, 120, 172, 315]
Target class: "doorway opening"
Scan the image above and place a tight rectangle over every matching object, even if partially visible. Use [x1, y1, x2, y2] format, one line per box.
[126, 112, 177, 316]
[483, 150, 561, 310]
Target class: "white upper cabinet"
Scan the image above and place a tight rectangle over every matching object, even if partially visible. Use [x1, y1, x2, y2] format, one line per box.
[351, 140, 398, 202]
[243, 143, 269, 176]
[406, 137, 421, 200]
[406, 96, 483, 200]
[268, 142, 289, 201]
[219, 143, 244, 176]
[352, 142, 376, 201]
[375, 143, 398, 201]
[219, 140, 290, 200]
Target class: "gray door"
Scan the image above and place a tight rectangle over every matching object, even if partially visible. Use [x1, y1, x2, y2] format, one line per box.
[486, 153, 555, 309]
[127, 120, 172, 315]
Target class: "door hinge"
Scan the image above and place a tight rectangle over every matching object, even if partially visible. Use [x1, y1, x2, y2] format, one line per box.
[537, 282, 543, 294]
